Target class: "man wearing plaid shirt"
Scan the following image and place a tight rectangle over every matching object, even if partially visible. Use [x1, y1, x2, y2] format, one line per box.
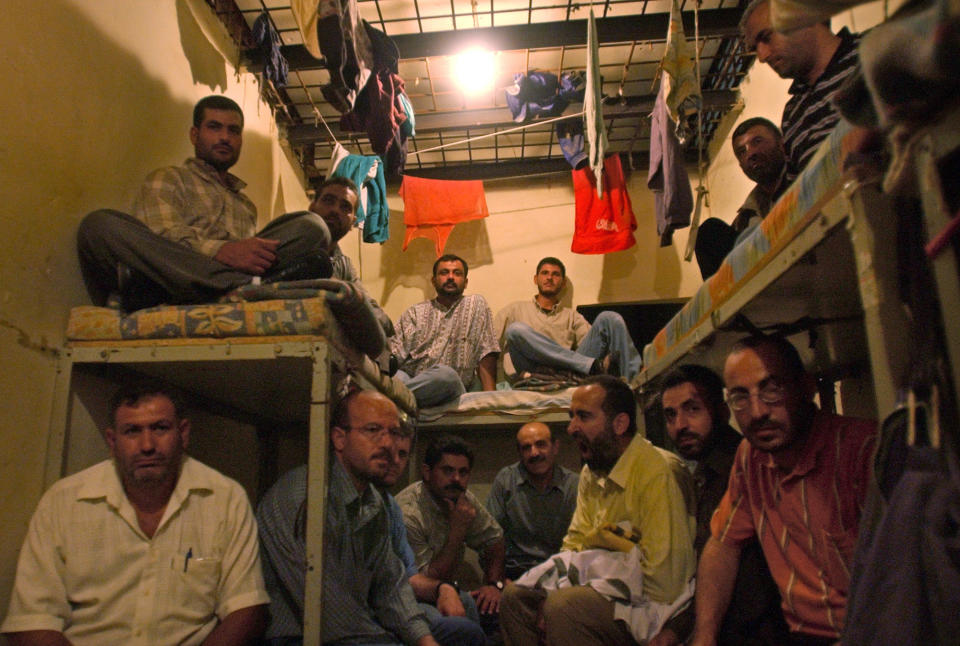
[77, 95, 334, 312]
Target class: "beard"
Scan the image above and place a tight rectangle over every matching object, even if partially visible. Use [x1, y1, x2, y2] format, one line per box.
[584, 427, 621, 475]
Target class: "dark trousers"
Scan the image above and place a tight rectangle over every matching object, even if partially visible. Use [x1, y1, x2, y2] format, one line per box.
[77, 209, 330, 309]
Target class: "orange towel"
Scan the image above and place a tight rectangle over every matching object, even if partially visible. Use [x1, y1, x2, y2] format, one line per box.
[399, 176, 489, 256]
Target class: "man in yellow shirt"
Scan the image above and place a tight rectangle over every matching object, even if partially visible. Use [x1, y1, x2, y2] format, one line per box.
[499, 376, 696, 646]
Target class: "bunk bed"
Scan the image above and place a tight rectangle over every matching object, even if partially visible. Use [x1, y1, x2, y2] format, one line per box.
[53, 291, 413, 646]
[633, 118, 911, 422]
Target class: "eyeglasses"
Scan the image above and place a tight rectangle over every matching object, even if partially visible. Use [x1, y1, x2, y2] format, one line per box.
[725, 383, 787, 411]
[342, 424, 404, 440]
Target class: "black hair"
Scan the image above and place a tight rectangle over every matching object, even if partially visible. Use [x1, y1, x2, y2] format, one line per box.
[536, 257, 566, 277]
[732, 117, 782, 143]
[582, 375, 637, 437]
[423, 434, 475, 469]
[110, 379, 188, 423]
[193, 95, 244, 128]
[659, 364, 726, 413]
[318, 175, 359, 195]
[432, 254, 468, 278]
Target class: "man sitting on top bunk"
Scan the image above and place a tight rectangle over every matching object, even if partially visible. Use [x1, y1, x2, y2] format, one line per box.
[391, 254, 500, 408]
[694, 118, 788, 279]
[740, 0, 861, 181]
[309, 175, 393, 335]
[77, 95, 336, 312]
[689, 336, 877, 646]
[494, 256, 642, 382]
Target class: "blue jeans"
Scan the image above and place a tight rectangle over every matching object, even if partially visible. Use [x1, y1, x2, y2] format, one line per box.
[420, 599, 486, 646]
[397, 365, 465, 408]
[504, 311, 642, 380]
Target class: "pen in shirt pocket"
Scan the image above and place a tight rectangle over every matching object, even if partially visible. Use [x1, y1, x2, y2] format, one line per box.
[184, 547, 193, 572]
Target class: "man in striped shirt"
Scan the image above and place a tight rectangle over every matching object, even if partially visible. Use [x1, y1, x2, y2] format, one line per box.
[740, 0, 860, 181]
[689, 336, 876, 646]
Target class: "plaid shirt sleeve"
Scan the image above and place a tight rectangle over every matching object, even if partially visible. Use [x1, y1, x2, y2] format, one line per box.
[133, 165, 251, 257]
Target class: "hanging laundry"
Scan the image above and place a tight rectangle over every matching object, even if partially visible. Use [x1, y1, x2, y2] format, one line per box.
[660, 0, 701, 143]
[290, 0, 322, 59]
[316, 0, 374, 113]
[648, 83, 692, 247]
[504, 71, 585, 123]
[252, 12, 288, 87]
[557, 119, 588, 170]
[585, 9, 607, 198]
[341, 71, 409, 177]
[571, 155, 637, 255]
[399, 176, 489, 257]
[329, 152, 390, 243]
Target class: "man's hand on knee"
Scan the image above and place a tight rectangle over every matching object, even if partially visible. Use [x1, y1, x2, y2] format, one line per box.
[648, 627, 682, 646]
[215, 237, 278, 274]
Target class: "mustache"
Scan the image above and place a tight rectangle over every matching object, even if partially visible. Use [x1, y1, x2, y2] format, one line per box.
[675, 429, 700, 442]
[525, 455, 546, 464]
[746, 418, 784, 434]
[443, 483, 466, 493]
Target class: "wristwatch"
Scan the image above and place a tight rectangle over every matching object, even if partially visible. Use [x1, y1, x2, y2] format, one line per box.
[493, 580, 505, 591]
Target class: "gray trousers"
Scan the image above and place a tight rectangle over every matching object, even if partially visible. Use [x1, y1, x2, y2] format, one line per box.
[77, 209, 331, 308]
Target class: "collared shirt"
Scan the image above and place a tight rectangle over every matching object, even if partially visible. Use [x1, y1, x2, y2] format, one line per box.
[133, 157, 259, 258]
[385, 492, 420, 580]
[494, 297, 591, 353]
[711, 411, 877, 638]
[2, 457, 268, 646]
[781, 28, 861, 180]
[395, 481, 504, 574]
[732, 168, 788, 235]
[391, 294, 500, 389]
[562, 436, 697, 604]
[486, 462, 579, 577]
[257, 463, 430, 644]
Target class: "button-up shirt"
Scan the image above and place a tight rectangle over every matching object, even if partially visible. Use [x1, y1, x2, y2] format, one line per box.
[133, 157, 259, 258]
[486, 462, 579, 577]
[391, 294, 499, 389]
[563, 435, 697, 604]
[395, 481, 504, 574]
[2, 457, 268, 645]
[257, 463, 430, 644]
[711, 410, 877, 638]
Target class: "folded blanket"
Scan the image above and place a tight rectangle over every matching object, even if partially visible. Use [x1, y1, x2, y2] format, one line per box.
[224, 278, 386, 358]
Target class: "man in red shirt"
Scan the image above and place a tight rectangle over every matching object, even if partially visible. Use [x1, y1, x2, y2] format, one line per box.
[690, 336, 876, 646]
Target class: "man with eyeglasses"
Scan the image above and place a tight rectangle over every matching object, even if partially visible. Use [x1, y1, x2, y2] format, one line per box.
[395, 435, 506, 638]
[689, 336, 877, 646]
[257, 389, 440, 646]
[649, 364, 787, 646]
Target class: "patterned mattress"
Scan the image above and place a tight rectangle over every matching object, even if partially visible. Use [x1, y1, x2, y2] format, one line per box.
[67, 298, 330, 341]
[643, 121, 858, 369]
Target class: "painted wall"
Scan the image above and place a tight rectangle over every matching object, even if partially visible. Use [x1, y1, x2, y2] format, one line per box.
[0, 0, 896, 630]
[0, 0, 310, 618]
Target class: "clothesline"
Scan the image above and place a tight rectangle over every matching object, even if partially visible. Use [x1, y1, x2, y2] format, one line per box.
[407, 109, 587, 158]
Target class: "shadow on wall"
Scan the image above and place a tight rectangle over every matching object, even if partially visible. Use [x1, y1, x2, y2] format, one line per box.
[377, 209, 494, 306]
[177, 0, 229, 91]
[21, 0, 277, 315]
